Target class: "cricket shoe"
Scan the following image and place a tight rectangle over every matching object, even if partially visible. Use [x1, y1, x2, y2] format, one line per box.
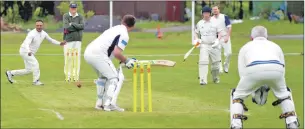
[95, 105, 104, 110]
[230, 119, 243, 129]
[103, 105, 125, 112]
[213, 77, 220, 84]
[112, 105, 125, 112]
[5, 70, 14, 84]
[33, 80, 44, 86]
[224, 65, 229, 73]
[287, 121, 300, 129]
[199, 79, 207, 86]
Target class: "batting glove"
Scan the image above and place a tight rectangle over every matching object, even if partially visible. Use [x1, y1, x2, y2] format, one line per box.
[192, 39, 201, 46]
[125, 58, 138, 69]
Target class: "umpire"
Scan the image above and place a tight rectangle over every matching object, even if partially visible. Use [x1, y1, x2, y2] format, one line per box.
[63, 3, 84, 82]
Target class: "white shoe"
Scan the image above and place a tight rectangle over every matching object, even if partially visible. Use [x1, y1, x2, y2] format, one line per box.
[103, 105, 113, 112]
[224, 64, 229, 73]
[33, 80, 44, 86]
[112, 105, 125, 112]
[5, 71, 14, 84]
[103, 105, 125, 112]
[95, 105, 104, 110]
[199, 79, 207, 86]
[230, 119, 243, 129]
[287, 121, 299, 129]
[213, 77, 220, 84]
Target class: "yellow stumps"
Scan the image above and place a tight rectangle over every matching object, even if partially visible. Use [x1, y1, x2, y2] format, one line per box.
[65, 49, 70, 81]
[74, 48, 79, 81]
[133, 62, 138, 112]
[65, 48, 79, 82]
[133, 62, 152, 112]
[147, 63, 152, 112]
[140, 63, 145, 112]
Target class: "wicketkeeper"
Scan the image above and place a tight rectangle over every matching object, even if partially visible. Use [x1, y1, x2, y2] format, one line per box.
[63, 3, 84, 82]
[193, 6, 223, 85]
[84, 15, 137, 112]
[5, 20, 66, 85]
[230, 26, 299, 129]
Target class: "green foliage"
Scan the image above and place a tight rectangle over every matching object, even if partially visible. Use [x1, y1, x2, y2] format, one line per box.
[31, 7, 41, 21]
[56, 1, 95, 20]
[3, 2, 22, 24]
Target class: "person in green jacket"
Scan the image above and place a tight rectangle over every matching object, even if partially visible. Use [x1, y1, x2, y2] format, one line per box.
[63, 3, 84, 82]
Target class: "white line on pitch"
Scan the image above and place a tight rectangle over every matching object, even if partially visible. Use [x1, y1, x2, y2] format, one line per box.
[0, 53, 303, 56]
[38, 108, 64, 120]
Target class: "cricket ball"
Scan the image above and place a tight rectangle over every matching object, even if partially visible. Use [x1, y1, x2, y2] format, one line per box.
[75, 82, 82, 88]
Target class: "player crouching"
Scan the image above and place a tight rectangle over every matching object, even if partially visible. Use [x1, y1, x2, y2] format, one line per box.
[229, 26, 299, 129]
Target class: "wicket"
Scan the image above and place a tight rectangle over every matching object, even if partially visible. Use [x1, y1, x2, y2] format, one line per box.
[133, 62, 152, 112]
[65, 48, 79, 82]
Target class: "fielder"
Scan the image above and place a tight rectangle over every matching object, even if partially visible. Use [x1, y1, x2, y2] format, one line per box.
[84, 15, 137, 111]
[63, 3, 84, 82]
[5, 20, 66, 85]
[230, 26, 299, 129]
[211, 5, 232, 73]
[194, 6, 223, 85]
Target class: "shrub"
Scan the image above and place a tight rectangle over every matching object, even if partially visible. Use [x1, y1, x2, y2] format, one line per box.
[56, 1, 95, 21]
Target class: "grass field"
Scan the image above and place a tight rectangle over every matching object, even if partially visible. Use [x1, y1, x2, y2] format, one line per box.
[1, 21, 304, 128]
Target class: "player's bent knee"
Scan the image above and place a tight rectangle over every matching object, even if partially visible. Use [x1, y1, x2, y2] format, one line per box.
[252, 85, 270, 106]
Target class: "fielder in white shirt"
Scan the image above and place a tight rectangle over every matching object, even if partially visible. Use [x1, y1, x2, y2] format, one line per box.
[230, 26, 299, 129]
[194, 6, 223, 85]
[212, 5, 232, 73]
[84, 15, 137, 112]
[5, 20, 66, 85]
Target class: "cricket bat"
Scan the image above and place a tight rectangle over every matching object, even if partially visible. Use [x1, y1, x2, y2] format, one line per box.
[121, 60, 176, 67]
[183, 42, 200, 62]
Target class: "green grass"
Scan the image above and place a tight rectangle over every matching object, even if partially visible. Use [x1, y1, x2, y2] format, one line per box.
[1, 27, 304, 128]
[135, 20, 191, 29]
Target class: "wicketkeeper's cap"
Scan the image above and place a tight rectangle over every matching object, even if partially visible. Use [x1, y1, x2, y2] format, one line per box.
[202, 6, 211, 14]
[70, 3, 77, 8]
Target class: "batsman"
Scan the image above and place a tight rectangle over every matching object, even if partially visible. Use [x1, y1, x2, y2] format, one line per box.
[193, 6, 223, 85]
[84, 15, 137, 112]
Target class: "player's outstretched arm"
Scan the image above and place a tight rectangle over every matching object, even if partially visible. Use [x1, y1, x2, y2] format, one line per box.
[45, 33, 66, 46]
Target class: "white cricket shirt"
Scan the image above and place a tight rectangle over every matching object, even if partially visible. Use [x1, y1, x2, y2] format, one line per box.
[195, 19, 222, 44]
[238, 37, 285, 76]
[211, 13, 232, 37]
[20, 29, 61, 54]
[85, 25, 129, 58]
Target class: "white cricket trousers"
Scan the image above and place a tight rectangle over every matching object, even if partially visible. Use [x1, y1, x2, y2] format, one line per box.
[198, 44, 221, 83]
[231, 63, 297, 126]
[64, 41, 81, 80]
[233, 64, 289, 99]
[10, 51, 40, 82]
[219, 37, 232, 71]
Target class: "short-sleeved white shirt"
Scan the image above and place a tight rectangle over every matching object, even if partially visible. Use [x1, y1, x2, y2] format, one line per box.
[195, 19, 222, 44]
[211, 13, 232, 37]
[86, 25, 129, 58]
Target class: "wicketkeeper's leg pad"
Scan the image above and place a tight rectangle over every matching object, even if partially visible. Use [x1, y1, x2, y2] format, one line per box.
[230, 89, 248, 129]
[272, 87, 299, 127]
